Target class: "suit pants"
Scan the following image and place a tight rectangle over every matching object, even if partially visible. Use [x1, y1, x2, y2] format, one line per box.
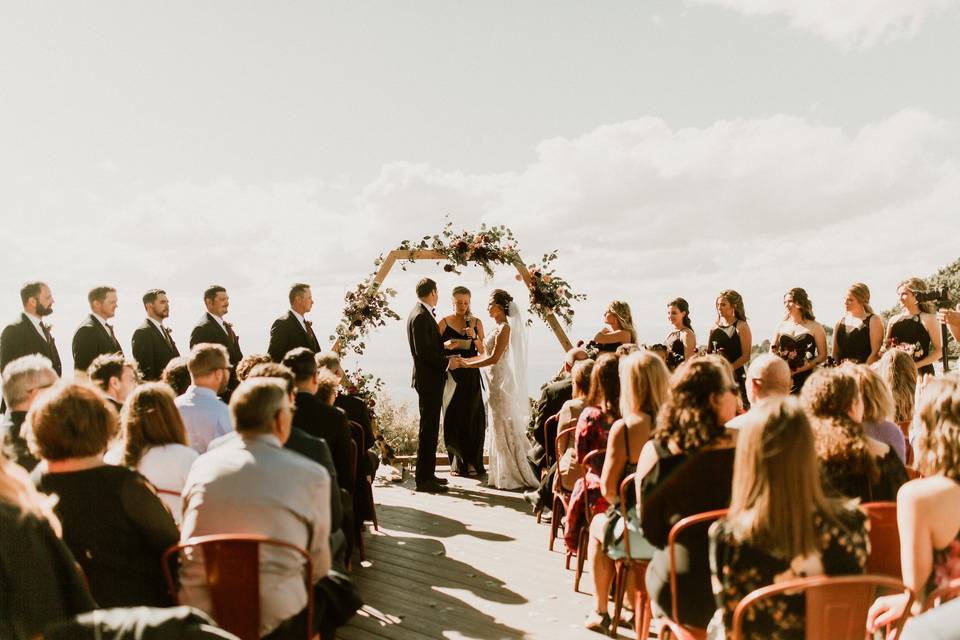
[415, 385, 442, 484]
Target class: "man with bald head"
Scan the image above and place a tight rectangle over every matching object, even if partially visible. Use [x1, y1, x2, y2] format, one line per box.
[727, 354, 793, 429]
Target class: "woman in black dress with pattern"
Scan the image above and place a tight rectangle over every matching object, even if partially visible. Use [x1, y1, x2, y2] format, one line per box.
[665, 297, 696, 371]
[438, 286, 487, 477]
[591, 300, 637, 353]
[885, 277, 942, 377]
[832, 282, 883, 365]
[771, 288, 827, 394]
[707, 290, 752, 407]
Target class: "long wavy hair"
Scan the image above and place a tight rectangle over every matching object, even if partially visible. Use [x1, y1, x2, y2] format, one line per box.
[120, 383, 189, 468]
[898, 277, 936, 314]
[845, 363, 893, 424]
[716, 289, 747, 324]
[875, 348, 917, 423]
[915, 375, 960, 481]
[727, 396, 842, 559]
[607, 300, 638, 344]
[619, 351, 670, 421]
[652, 356, 731, 451]
[585, 353, 621, 419]
[784, 287, 816, 321]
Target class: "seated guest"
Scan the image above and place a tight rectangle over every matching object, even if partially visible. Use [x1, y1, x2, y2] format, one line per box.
[529, 347, 590, 469]
[175, 344, 233, 453]
[847, 363, 907, 464]
[709, 396, 868, 639]
[88, 353, 139, 412]
[0, 450, 95, 638]
[726, 354, 792, 430]
[180, 378, 332, 640]
[585, 351, 669, 631]
[802, 368, 907, 502]
[563, 353, 621, 554]
[105, 382, 198, 525]
[875, 347, 919, 450]
[315, 351, 379, 481]
[235, 353, 273, 385]
[161, 356, 192, 396]
[867, 374, 960, 634]
[283, 348, 353, 489]
[1, 354, 58, 471]
[31, 382, 178, 608]
[638, 355, 739, 629]
[41, 606, 236, 640]
[867, 373, 960, 630]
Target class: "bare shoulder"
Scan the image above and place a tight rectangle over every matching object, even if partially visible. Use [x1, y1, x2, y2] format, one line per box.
[899, 475, 960, 505]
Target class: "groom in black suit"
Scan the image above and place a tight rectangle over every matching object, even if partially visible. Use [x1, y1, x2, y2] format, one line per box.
[407, 278, 461, 493]
[131, 288, 180, 380]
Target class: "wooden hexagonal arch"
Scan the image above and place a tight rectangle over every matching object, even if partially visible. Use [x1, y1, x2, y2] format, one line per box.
[332, 249, 573, 355]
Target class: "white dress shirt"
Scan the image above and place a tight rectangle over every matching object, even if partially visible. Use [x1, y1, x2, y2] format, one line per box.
[179, 432, 331, 637]
[175, 385, 233, 453]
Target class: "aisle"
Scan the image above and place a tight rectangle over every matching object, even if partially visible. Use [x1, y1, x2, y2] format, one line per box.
[339, 471, 639, 640]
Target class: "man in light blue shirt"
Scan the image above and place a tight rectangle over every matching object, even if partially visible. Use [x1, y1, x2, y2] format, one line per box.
[175, 343, 233, 453]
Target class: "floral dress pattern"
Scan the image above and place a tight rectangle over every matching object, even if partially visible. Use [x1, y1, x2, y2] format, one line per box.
[707, 506, 869, 640]
[562, 406, 613, 552]
[930, 531, 960, 597]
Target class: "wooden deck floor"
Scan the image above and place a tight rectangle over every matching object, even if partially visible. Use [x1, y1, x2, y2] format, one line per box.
[338, 472, 640, 640]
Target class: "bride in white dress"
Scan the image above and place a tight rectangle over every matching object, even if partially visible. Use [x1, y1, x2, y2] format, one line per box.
[458, 289, 539, 490]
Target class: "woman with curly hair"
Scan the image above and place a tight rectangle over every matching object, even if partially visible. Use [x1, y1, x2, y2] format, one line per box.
[635, 355, 739, 629]
[885, 277, 943, 377]
[802, 368, 907, 502]
[708, 396, 868, 639]
[771, 287, 827, 394]
[707, 290, 752, 407]
[592, 300, 638, 353]
[665, 297, 696, 370]
[868, 374, 960, 634]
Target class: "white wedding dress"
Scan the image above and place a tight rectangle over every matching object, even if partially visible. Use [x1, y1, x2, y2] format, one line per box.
[483, 312, 539, 491]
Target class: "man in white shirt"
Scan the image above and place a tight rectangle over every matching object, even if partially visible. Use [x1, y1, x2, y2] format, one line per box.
[179, 378, 332, 639]
[175, 344, 233, 453]
[727, 354, 792, 429]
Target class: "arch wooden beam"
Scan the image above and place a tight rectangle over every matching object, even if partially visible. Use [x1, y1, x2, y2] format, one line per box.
[333, 249, 574, 354]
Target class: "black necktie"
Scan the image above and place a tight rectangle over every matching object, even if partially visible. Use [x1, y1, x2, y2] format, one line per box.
[161, 325, 174, 347]
[105, 323, 121, 350]
[223, 321, 238, 345]
[304, 319, 318, 344]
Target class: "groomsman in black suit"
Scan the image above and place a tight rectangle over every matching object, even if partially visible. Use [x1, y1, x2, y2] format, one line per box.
[131, 289, 180, 381]
[72, 286, 123, 374]
[268, 283, 321, 362]
[189, 285, 242, 395]
[406, 278, 461, 493]
[1, 281, 62, 376]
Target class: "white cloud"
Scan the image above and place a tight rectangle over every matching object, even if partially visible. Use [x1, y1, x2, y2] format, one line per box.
[688, 0, 958, 49]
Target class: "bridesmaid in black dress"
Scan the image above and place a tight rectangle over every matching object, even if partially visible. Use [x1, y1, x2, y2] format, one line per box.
[707, 290, 752, 407]
[591, 300, 637, 353]
[665, 297, 696, 371]
[438, 286, 487, 476]
[833, 282, 883, 365]
[885, 277, 943, 377]
[771, 287, 827, 394]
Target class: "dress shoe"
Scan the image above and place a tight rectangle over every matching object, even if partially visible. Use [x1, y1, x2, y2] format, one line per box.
[432, 476, 449, 485]
[522, 489, 542, 510]
[415, 481, 449, 493]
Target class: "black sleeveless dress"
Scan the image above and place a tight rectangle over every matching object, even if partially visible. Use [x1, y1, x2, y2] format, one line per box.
[888, 314, 935, 377]
[774, 332, 817, 394]
[835, 314, 874, 364]
[441, 323, 486, 475]
[665, 329, 689, 371]
[708, 322, 748, 407]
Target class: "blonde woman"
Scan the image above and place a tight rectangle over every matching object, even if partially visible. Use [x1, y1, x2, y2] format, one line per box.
[584, 351, 670, 631]
[1, 451, 95, 635]
[802, 368, 907, 502]
[771, 287, 827, 394]
[868, 375, 960, 633]
[875, 348, 918, 434]
[707, 290, 753, 406]
[886, 277, 943, 377]
[592, 300, 638, 352]
[708, 397, 868, 639]
[833, 282, 884, 364]
[845, 363, 906, 464]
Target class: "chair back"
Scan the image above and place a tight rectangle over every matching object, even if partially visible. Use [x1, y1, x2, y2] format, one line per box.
[162, 534, 313, 640]
[924, 576, 960, 611]
[348, 420, 365, 480]
[667, 509, 728, 622]
[555, 426, 576, 458]
[861, 502, 900, 578]
[544, 413, 559, 464]
[731, 574, 912, 640]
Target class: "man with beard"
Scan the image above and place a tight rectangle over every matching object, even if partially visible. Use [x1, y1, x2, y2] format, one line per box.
[1, 281, 63, 376]
[131, 289, 180, 380]
[175, 343, 234, 453]
[190, 285, 243, 398]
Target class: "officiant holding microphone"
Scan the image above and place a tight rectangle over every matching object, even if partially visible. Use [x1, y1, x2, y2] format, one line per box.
[438, 286, 487, 478]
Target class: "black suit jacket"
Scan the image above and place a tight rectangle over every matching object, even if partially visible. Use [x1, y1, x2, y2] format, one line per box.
[189, 313, 242, 392]
[268, 311, 320, 362]
[406, 303, 447, 394]
[0, 313, 62, 375]
[292, 391, 353, 488]
[71, 315, 122, 372]
[285, 427, 343, 531]
[131, 320, 180, 381]
[530, 377, 573, 465]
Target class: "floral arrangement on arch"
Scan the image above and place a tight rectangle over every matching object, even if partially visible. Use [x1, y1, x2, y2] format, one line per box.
[331, 274, 401, 356]
[341, 368, 384, 420]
